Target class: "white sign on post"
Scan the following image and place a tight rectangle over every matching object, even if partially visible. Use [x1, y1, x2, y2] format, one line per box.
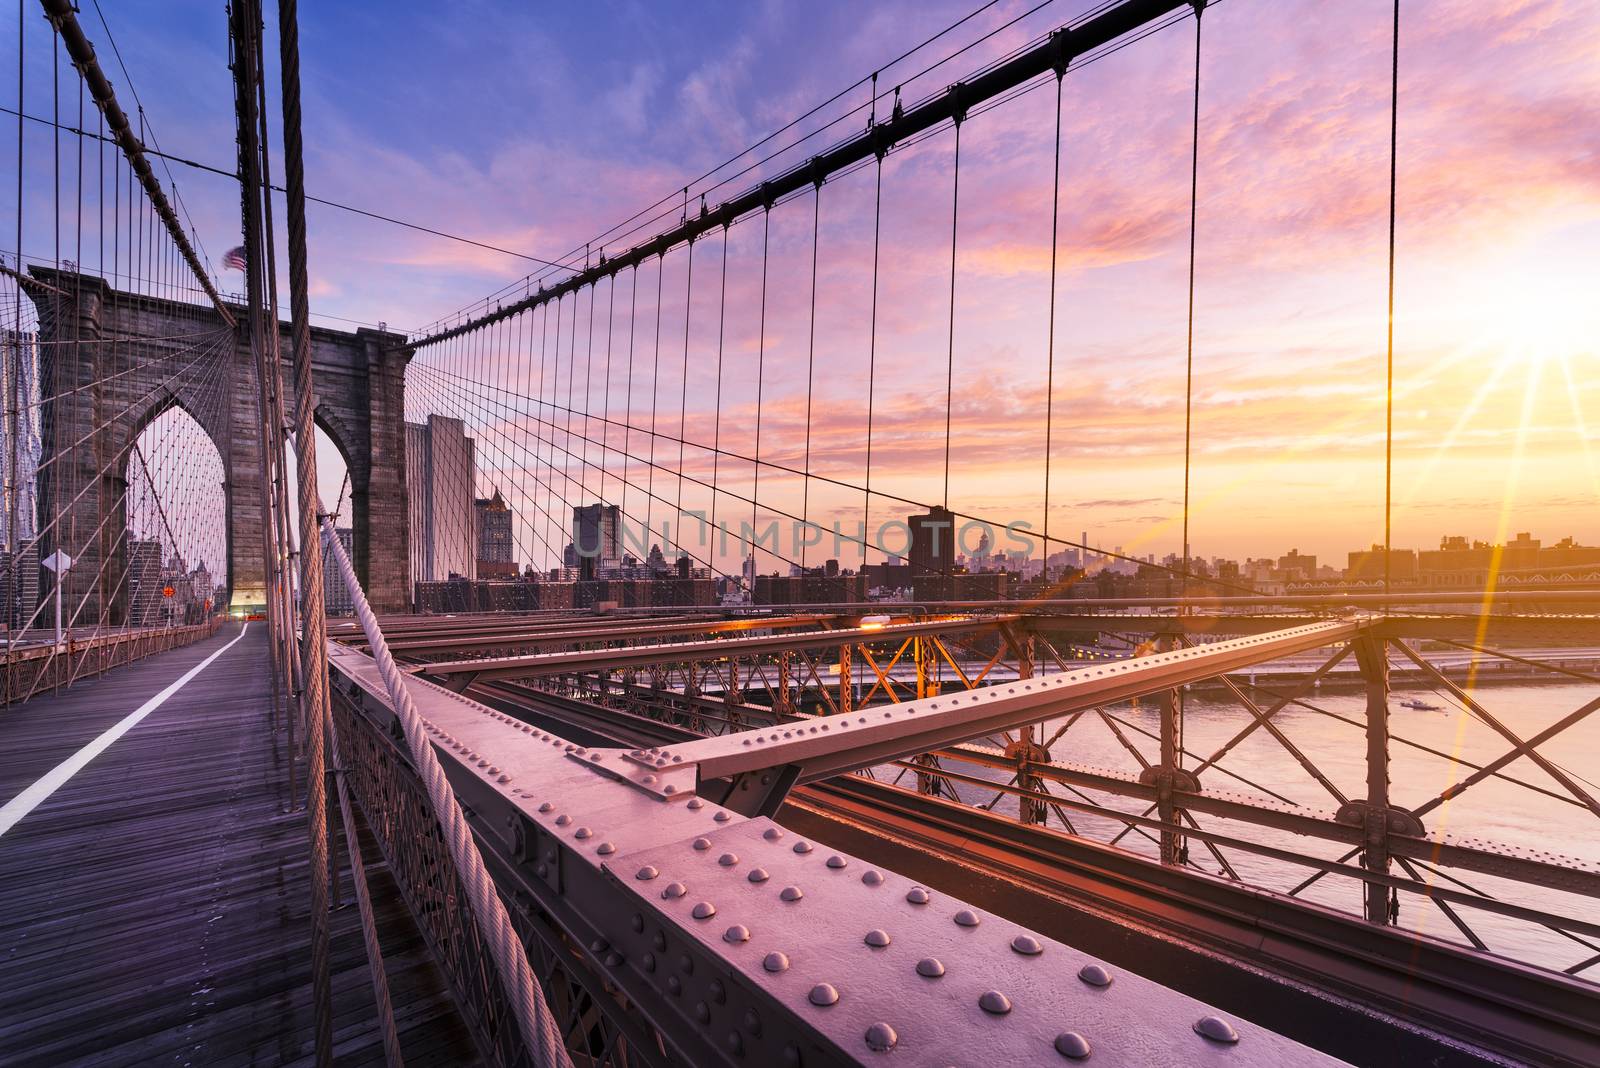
[41, 550, 73, 573]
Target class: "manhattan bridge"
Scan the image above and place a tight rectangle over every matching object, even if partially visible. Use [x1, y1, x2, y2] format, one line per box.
[1, 1, 1597, 1066]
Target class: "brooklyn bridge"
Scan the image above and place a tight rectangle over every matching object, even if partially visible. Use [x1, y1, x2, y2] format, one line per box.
[2, 1, 1597, 1065]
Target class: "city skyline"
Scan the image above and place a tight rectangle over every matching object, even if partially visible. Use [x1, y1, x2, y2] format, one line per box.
[9, 0, 1596, 568]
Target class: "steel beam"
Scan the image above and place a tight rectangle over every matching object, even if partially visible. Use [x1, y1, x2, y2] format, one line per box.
[326, 641, 1339, 1067]
[645, 621, 1361, 812]
[412, 615, 1012, 685]
[381, 613, 847, 655]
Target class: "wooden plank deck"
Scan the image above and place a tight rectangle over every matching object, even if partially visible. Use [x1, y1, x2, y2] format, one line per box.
[0, 622, 480, 1066]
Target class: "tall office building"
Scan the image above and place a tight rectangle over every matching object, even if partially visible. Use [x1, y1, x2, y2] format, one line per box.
[324, 528, 355, 615]
[127, 538, 164, 626]
[571, 503, 621, 581]
[190, 560, 213, 613]
[909, 505, 956, 578]
[474, 489, 517, 578]
[407, 415, 477, 587]
[0, 544, 39, 633]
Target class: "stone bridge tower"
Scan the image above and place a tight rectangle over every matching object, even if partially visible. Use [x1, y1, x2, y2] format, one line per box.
[25, 267, 411, 621]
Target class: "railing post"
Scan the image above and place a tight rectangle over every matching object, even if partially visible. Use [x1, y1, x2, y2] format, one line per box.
[1355, 634, 1394, 924]
[1157, 686, 1185, 865]
[838, 643, 852, 716]
[775, 651, 792, 716]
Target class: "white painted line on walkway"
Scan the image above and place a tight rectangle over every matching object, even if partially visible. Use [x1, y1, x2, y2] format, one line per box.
[0, 623, 252, 838]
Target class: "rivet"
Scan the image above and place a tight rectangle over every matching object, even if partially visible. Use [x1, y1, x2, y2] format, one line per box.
[555, 814, 572, 827]
[597, 842, 616, 854]
[1054, 1032, 1092, 1059]
[763, 951, 790, 973]
[743, 1009, 761, 1036]
[808, 983, 839, 1007]
[864, 929, 891, 948]
[780, 886, 804, 902]
[906, 887, 931, 905]
[864, 1022, 896, 1051]
[691, 901, 717, 920]
[1011, 934, 1044, 956]
[782, 1045, 801, 1067]
[663, 881, 688, 899]
[748, 867, 770, 883]
[574, 827, 592, 839]
[693, 837, 712, 851]
[641, 774, 657, 785]
[714, 811, 732, 822]
[724, 924, 751, 944]
[793, 841, 813, 854]
[643, 952, 656, 973]
[1078, 963, 1112, 987]
[826, 855, 848, 870]
[663, 784, 678, 794]
[710, 978, 726, 1003]
[979, 990, 1012, 1015]
[680, 954, 695, 974]
[688, 798, 706, 810]
[497, 774, 511, 783]
[535, 863, 548, 877]
[725, 1030, 743, 1054]
[1194, 1015, 1240, 1043]
[653, 931, 667, 951]
[953, 909, 981, 927]
[590, 938, 608, 953]
[667, 975, 682, 995]
[862, 870, 884, 886]
[604, 951, 622, 967]
[636, 865, 659, 881]
[915, 957, 945, 978]
[718, 853, 740, 867]
[763, 828, 784, 841]
[631, 913, 645, 932]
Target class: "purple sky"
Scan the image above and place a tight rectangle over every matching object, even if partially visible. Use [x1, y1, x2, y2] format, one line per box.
[7, 0, 1598, 573]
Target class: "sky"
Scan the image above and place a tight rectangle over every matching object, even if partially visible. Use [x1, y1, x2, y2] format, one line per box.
[5, 0, 1599, 576]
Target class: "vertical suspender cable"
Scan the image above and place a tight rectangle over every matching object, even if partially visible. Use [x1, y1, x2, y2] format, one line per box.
[1180, 3, 1202, 601]
[943, 109, 962, 512]
[272, 0, 337, 1062]
[749, 207, 771, 587]
[1043, 59, 1064, 581]
[646, 260, 663, 544]
[709, 230, 728, 562]
[800, 180, 821, 573]
[861, 152, 883, 570]
[675, 239, 694, 557]
[1383, 0, 1399, 599]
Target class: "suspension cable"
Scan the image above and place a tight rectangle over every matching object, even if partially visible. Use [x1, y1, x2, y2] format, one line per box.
[1180, 4, 1202, 598]
[1383, 0, 1400, 598]
[1043, 60, 1064, 572]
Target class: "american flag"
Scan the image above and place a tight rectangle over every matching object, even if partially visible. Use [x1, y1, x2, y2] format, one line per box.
[222, 245, 247, 272]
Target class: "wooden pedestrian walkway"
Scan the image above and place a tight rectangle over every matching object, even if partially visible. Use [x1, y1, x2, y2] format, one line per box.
[0, 622, 478, 1066]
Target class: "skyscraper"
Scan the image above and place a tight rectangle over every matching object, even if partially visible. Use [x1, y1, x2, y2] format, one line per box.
[571, 503, 621, 581]
[127, 538, 163, 626]
[407, 415, 477, 586]
[909, 505, 955, 578]
[475, 489, 517, 578]
[324, 528, 355, 615]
